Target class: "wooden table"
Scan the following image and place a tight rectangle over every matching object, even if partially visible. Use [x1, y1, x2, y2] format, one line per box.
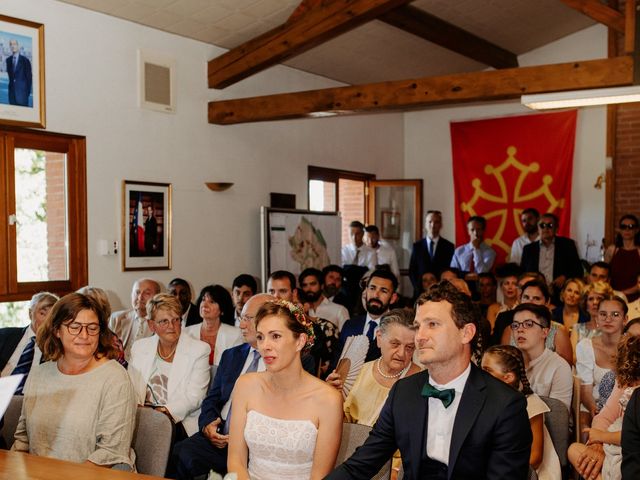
[0, 450, 165, 480]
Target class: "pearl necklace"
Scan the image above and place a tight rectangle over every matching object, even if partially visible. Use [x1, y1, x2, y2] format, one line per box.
[376, 358, 410, 379]
[157, 344, 177, 361]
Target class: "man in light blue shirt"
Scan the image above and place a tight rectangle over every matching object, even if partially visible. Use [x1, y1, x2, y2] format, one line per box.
[451, 216, 496, 280]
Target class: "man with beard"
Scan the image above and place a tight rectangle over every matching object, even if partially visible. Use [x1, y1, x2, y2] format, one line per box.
[267, 270, 330, 376]
[299, 268, 349, 330]
[334, 269, 399, 364]
[231, 274, 257, 326]
[509, 208, 540, 265]
[322, 264, 350, 311]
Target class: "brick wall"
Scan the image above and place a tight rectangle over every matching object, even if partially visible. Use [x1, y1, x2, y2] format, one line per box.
[45, 152, 68, 280]
[338, 178, 365, 247]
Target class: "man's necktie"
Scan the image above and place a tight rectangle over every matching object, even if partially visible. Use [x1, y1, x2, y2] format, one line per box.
[354, 248, 360, 266]
[13, 55, 17, 69]
[421, 382, 455, 408]
[12, 336, 36, 395]
[468, 252, 475, 273]
[428, 240, 434, 259]
[366, 321, 376, 342]
[246, 350, 260, 373]
[223, 350, 261, 435]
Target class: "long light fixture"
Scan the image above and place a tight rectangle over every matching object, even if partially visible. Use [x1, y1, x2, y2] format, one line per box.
[522, 85, 640, 110]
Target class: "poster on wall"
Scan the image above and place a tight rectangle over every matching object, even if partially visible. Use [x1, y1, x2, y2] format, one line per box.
[0, 14, 45, 128]
[261, 207, 341, 289]
[122, 180, 172, 271]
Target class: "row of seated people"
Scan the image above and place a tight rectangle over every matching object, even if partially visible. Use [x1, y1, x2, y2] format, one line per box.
[3, 266, 640, 479]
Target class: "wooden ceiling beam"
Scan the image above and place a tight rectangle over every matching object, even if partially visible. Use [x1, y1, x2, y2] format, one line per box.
[560, 0, 625, 33]
[209, 56, 633, 124]
[379, 5, 518, 69]
[207, 0, 413, 89]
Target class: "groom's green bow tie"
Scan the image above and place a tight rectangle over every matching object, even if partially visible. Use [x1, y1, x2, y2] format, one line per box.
[421, 382, 455, 408]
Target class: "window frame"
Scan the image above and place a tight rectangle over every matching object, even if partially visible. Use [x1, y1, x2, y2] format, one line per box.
[0, 127, 87, 301]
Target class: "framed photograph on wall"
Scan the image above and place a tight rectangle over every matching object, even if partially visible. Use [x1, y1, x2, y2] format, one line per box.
[122, 180, 172, 271]
[0, 14, 45, 128]
[381, 210, 401, 240]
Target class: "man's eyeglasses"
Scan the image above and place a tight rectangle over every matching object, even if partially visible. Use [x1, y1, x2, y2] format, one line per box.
[538, 222, 555, 229]
[598, 311, 623, 320]
[154, 317, 181, 328]
[241, 314, 255, 323]
[64, 322, 101, 336]
[510, 319, 546, 330]
[619, 223, 638, 230]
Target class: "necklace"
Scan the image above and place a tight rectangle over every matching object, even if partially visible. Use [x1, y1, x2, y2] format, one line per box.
[376, 358, 410, 379]
[157, 343, 177, 361]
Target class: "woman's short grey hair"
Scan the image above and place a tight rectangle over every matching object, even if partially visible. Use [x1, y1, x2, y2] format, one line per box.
[378, 308, 417, 335]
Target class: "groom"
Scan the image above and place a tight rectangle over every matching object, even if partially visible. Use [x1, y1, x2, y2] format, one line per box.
[325, 281, 532, 480]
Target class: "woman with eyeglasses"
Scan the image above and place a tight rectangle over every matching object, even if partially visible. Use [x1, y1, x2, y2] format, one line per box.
[128, 293, 210, 441]
[576, 296, 627, 441]
[12, 293, 137, 470]
[605, 214, 640, 302]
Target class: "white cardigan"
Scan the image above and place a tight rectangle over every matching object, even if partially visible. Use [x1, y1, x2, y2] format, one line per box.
[184, 322, 243, 366]
[128, 333, 211, 436]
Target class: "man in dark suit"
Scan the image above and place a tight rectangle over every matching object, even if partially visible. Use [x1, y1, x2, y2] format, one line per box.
[328, 269, 399, 387]
[231, 274, 257, 326]
[6, 39, 32, 107]
[326, 281, 532, 480]
[409, 210, 455, 298]
[174, 293, 315, 479]
[623, 387, 640, 478]
[520, 212, 583, 296]
[168, 278, 201, 327]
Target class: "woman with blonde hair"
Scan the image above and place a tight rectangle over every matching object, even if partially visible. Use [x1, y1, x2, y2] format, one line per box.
[571, 281, 614, 355]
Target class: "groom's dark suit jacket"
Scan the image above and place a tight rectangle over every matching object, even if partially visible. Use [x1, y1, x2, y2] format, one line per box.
[326, 364, 531, 480]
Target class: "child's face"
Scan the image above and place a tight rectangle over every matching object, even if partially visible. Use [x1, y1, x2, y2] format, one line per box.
[481, 353, 510, 384]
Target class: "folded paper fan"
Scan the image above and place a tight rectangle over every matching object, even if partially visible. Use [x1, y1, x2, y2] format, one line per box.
[335, 335, 369, 399]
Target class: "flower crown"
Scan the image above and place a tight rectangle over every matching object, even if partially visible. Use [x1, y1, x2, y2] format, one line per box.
[271, 299, 315, 351]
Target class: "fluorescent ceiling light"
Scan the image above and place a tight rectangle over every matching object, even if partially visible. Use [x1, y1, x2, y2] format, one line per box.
[522, 85, 640, 109]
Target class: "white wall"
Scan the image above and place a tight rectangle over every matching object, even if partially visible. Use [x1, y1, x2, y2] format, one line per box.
[404, 25, 608, 261]
[3, 0, 405, 310]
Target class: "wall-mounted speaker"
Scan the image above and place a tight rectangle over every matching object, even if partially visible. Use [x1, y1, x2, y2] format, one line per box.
[138, 50, 175, 113]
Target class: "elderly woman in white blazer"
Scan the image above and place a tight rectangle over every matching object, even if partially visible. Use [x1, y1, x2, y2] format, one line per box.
[128, 293, 210, 437]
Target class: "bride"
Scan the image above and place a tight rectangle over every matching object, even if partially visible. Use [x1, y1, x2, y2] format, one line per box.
[227, 299, 343, 480]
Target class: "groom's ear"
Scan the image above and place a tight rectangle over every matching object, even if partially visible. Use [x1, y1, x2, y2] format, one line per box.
[460, 323, 476, 345]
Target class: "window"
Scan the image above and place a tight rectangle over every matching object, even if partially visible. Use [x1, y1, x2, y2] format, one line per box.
[308, 166, 375, 247]
[0, 128, 87, 309]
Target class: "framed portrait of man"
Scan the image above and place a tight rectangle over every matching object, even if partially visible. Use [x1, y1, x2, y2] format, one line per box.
[0, 14, 45, 128]
[122, 180, 172, 271]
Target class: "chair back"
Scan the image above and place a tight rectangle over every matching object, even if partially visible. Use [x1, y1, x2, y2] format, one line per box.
[539, 395, 570, 468]
[335, 422, 392, 480]
[132, 406, 175, 476]
[1, 395, 24, 449]
[572, 374, 581, 442]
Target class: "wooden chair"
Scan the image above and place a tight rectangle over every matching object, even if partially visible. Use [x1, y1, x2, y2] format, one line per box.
[0, 395, 23, 449]
[132, 406, 175, 476]
[572, 374, 581, 443]
[335, 422, 392, 480]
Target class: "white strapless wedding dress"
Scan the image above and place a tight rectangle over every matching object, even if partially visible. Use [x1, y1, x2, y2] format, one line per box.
[244, 410, 318, 480]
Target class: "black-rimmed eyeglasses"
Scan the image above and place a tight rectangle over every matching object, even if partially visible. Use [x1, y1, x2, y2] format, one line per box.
[510, 319, 546, 330]
[64, 322, 101, 336]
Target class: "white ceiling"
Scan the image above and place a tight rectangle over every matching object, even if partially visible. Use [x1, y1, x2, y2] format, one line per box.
[58, 0, 596, 85]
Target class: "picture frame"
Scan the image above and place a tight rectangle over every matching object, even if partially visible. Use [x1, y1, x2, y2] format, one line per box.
[381, 210, 401, 240]
[0, 14, 45, 128]
[122, 180, 172, 271]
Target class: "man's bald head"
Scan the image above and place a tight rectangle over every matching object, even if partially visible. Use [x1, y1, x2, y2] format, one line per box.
[239, 293, 275, 347]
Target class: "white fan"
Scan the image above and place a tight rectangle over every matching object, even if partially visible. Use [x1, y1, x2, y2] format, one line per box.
[335, 335, 369, 399]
